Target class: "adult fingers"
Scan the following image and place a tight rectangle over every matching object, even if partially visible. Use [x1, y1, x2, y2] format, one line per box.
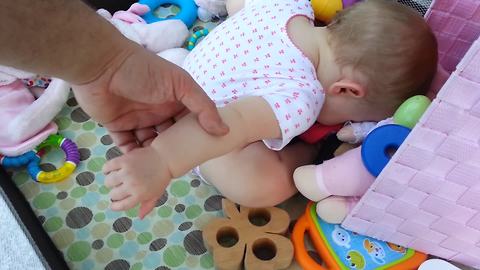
[173, 107, 189, 122]
[134, 127, 157, 146]
[141, 138, 155, 147]
[108, 131, 139, 153]
[174, 73, 229, 136]
[154, 119, 174, 134]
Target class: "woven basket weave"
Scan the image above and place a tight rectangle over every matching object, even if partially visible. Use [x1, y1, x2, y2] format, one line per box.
[342, 0, 480, 268]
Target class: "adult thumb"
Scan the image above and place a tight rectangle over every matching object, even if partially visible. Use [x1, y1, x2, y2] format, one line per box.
[178, 81, 229, 136]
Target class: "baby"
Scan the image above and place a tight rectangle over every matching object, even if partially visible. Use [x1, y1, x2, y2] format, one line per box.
[103, 0, 437, 217]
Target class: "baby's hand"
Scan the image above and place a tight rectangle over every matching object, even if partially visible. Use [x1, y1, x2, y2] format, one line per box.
[103, 146, 172, 218]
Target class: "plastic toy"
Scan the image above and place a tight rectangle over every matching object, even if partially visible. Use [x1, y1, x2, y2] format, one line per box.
[311, 0, 361, 23]
[392, 95, 431, 129]
[361, 95, 431, 176]
[292, 202, 428, 270]
[138, 0, 198, 28]
[1, 134, 79, 183]
[419, 259, 461, 270]
[203, 199, 293, 270]
[361, 124, 411, 177]
[187, 29, 209, 50]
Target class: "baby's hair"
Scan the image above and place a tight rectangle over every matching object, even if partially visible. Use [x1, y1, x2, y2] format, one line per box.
[327, 0, 438, 113]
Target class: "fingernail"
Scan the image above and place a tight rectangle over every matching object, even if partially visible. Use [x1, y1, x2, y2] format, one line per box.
[205, 119, 229, 135]
[219, 122, 229, 133]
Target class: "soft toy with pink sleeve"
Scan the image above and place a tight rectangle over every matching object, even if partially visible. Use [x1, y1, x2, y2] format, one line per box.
[0, 66, 70, 157]
[294, 96, 432, 224]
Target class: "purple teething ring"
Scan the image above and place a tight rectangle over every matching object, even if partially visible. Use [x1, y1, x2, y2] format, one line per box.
[61, 138, 80, 165]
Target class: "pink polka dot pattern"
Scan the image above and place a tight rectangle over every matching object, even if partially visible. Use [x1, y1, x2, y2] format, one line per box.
[183, 0, 324, 150]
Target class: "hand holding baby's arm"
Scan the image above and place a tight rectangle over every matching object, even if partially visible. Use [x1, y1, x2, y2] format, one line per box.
[103, 96, 280, 218]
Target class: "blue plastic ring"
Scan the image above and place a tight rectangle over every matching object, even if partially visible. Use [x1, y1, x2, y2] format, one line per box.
[361, 124, 411, 177]
[139, 0, 198, 28]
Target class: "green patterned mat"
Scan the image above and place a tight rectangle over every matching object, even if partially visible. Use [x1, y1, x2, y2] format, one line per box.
[9, 5, 314, 270]
[9, 88, 306, 269]
[10, 6, 229, 270]
[13, 90, 228, 270]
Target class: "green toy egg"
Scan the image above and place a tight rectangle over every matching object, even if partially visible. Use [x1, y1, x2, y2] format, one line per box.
[393, 95, 431, 128]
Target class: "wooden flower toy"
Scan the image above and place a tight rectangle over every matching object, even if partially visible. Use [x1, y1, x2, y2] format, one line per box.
[203, 199, 293, 270]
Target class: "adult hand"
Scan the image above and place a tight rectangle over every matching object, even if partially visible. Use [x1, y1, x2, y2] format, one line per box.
[72, 43, 228, 153]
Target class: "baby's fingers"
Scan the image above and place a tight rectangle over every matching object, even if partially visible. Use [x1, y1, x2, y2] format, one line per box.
[103, 156, 124, 175]
[109, 184, 131, 201]
[104, 171, 123, 189]
[110, 196, 138, 212]
[139, 199, 157, 219]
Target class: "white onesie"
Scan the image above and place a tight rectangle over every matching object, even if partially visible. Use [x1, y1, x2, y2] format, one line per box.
[183, 0, 324, 150]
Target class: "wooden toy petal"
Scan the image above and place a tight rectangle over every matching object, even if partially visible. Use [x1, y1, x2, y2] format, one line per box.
[202, 218, 246, 270]
[244, 234, 294, 270]
[263, 207, 290, 234]
[222, 199, 241, 219]
[240, 206, 290, 234]
[211, 244, 245, 270]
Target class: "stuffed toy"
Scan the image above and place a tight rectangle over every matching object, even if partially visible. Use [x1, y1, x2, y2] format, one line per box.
[107, 3, 150, 24]
[97, 4, 190, 55]
[0, 66, 70, 157]
[293, 122, 380, 224]
[194, 0, 227, 22]
[294, 96, 431, 224]
[98, 3, 195, 67]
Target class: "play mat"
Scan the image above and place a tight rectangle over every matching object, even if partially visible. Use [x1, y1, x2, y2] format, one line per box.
[12, 7, 220, 270]
[9, 90, 310, 270]
[8, 5, 314, 270]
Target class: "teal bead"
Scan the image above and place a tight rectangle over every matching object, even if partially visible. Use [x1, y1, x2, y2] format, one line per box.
[393, 95, 431, 128]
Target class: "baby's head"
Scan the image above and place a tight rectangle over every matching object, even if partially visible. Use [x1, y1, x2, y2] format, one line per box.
[317, 0, 438, 124]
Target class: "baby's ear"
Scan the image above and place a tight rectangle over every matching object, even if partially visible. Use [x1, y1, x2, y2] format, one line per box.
[327, 79, 365, 98]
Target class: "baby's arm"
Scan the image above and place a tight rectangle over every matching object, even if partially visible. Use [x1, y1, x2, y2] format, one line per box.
[152, 96, 280, 177]
[103, 96, 280, 213]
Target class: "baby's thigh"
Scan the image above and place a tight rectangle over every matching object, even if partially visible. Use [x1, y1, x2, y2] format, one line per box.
[200, 142, 301, 207]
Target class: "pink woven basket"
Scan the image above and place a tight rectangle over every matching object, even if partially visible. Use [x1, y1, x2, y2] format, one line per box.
[342, 0, 480, 268]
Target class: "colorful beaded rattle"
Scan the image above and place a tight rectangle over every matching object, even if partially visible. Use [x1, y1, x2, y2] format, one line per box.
[187, 29, 209, 51]
[0, 134, 79, 183]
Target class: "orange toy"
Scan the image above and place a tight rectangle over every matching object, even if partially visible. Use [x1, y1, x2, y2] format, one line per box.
[292, 202, 427, 270]
[203, 199, 294, 270]
[311, 0, 361, 23]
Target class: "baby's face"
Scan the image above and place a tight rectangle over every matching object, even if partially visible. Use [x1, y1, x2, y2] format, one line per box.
[316, 97, 353, 125]
[317, 97, 388, 125]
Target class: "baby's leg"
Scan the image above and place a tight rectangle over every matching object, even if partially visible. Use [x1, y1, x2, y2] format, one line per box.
[199, 141, 318, 207]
